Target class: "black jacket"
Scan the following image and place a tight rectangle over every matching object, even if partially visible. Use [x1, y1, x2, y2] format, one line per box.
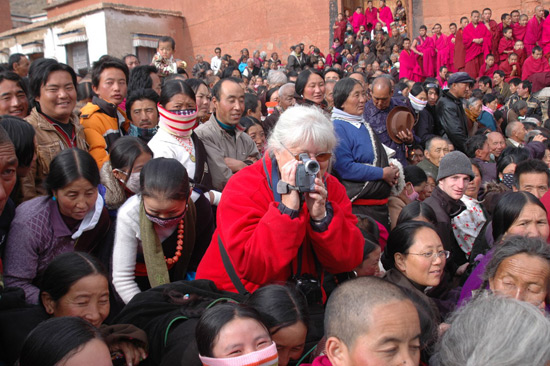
[436, 90, 468, 153]
[424, 186, 468, 273]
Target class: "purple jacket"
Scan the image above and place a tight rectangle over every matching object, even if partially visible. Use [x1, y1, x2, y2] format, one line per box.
[3, 197, 79, 303]
[457, 248, 494, 307]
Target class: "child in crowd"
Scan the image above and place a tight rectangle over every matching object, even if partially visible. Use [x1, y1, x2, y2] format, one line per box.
[152, 36, 187, 77]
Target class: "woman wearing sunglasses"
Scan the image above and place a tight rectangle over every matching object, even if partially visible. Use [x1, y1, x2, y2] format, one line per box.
[331, 78, 399, 229]
[112, 157, 215, 304]
[196, 105, 364, 299]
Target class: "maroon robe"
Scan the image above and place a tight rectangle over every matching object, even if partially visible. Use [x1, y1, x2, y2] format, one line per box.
[448, 34, 457, 71]
[524, 15, 543, 54]
[412, 36, 437, 81]
[541, 16, 550, 57]
[478, 62, 499, 77]
[365, 7, 378, 32]
[498, 37, 515, 63]
[522, 55, 550, 79]
[433, 33, 449, 72]
[499, 60, 520, 82]
[399, 49, 416, 79]
[486, 20, 499, 56]
[463, 22, 492, 78]
[512, 22, 527, 41]
[333, 20, 347, 43]
[454, 28, 467, 71]
[350, 12, 366, 33]
[379, 5, 394, 29]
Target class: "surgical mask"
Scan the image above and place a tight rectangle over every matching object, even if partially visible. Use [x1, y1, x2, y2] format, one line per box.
[405, 183, 419, 201]
[502, 173, 515, 189]
[128, 124, 158, 142]
[409, 94, 427, 112]
[199, 342, 278, 366]
[116, 170, 141, 194]
[145, 204, 188, 228]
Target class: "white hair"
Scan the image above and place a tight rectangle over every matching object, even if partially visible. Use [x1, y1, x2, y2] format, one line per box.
[267, 105, 337, 152]
[267, 70, 288, 87]
[434, 295, 550, 366]
[278, 83, 295, 97]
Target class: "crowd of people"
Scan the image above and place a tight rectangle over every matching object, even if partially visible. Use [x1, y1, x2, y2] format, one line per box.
[1, 2, 550, 365]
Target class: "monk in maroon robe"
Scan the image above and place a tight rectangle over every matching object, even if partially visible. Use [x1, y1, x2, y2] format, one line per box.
[454, 17, 469, 72]
[350, 7, 367, 33]
[333, 13, 347, 44]
[522, 47, 550, 79]
[482, 8, 500, 57]
[365, 0, 378, 33]
[399, 38, 416, 79]
[378, 0, 394, 34]
[498, 28, 515, 63]
[524, 6, 544, 55]
[478, 54, 499, 77]
[497, 13, 512, 45]
[541, 15, 550, 59]
[523, 47, 550, 92]
[433, 24, 449, 73]
[514, 41, 527, 65]
[500, 53, 520, 82]
[411, 25, 437, 81]
[464, 11, 492, 79]
[448, 23, 458, 72]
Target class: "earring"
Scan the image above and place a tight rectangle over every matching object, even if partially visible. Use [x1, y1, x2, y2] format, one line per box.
[52, 196, 56, 201]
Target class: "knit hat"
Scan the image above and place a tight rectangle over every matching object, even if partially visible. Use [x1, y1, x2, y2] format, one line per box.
[436, 151, 475, 182]
[158, 104, 197, 138]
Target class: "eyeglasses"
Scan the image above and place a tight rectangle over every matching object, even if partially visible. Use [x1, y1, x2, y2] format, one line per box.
[424, 83, 440, 90]
[406, 250, 450, 261]
[281, 144, 332, 162]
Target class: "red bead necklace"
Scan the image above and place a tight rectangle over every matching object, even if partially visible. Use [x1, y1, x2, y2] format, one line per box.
[165, 218, 184, 265]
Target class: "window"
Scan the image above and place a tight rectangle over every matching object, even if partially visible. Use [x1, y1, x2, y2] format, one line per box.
[66, 42, 89, 74]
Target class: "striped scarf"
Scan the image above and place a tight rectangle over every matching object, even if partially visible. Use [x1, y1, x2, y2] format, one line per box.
[158, 104, 197, 138]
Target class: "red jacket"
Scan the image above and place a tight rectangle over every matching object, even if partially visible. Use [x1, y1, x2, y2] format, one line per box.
[196, 154, 364, 294]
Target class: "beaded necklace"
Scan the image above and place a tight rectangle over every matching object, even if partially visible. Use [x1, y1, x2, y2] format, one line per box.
[165, 219, 185, 265]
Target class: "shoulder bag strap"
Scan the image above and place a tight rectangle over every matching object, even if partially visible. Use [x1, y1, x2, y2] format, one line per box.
[218, 235, 249, 296]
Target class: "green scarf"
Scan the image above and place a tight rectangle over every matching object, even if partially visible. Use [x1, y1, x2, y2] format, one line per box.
[139, 200, 170, 288]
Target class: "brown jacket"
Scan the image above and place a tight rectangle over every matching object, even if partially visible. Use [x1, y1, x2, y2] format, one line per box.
[195, 114, 259, 191]
[21, 108, 88, 201]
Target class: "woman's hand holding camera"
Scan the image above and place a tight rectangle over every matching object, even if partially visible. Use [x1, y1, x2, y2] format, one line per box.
[280, 159, 301, 211]
[306, 177, 328, 221]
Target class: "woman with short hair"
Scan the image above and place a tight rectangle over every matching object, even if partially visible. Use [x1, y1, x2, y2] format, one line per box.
[3, 148, 111, 304]
[196, 105, 363, 298]
[331, 77, 399, 228]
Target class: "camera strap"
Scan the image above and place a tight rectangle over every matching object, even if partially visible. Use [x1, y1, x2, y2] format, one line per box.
[217, 235, 249, 296]
[262, 155, 282, 203]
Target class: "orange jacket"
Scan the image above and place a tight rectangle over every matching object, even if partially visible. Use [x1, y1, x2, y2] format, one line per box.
[80, 102, 128, 168]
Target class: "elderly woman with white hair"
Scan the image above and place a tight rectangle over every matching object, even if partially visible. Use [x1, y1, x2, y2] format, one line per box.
[433, 295, 550, 366]
[196, 105, 364, 300]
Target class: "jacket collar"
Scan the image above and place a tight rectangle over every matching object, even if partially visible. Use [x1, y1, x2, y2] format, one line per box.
[431, 186, 466, 218]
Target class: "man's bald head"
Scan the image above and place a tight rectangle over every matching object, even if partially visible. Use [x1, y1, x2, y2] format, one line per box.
[278, 83, 296, 110]
[325, 277, 412, 348]
[371, 76, 393, 110]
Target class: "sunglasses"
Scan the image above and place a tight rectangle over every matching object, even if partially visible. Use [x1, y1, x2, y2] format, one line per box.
[282, 144, 332, 162]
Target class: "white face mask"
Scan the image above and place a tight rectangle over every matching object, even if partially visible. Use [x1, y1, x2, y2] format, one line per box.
[117, 170, 141, 193]
[409, 94, 427, 112]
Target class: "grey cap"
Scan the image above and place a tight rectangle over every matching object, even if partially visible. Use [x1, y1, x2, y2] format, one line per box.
[436, 151, 475, 181]
[447, 72, 475, 86]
